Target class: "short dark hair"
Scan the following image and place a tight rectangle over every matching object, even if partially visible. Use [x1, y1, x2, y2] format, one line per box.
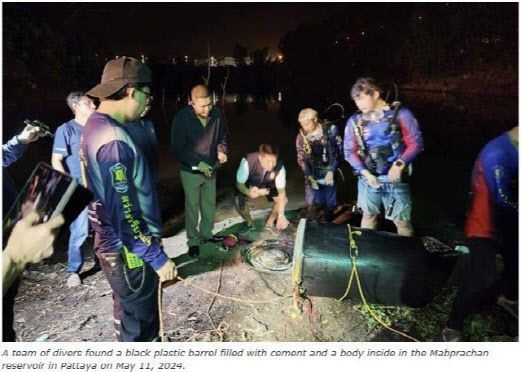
[259, 143, 279, 157]
[66, 91, 87, 113]
[103, 83, 150, 101]
[350, 77, 382, 100]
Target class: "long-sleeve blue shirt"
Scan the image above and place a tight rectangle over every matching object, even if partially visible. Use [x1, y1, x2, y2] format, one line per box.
[81, 111, 167, 270]
[2, 136, 29, 217]
[465, 132, 518, 238]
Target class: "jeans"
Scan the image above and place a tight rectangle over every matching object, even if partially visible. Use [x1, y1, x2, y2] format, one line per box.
[67, 207, 89, 273]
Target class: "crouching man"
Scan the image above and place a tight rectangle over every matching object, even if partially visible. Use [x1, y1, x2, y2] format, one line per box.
[234, 144, 289, 231]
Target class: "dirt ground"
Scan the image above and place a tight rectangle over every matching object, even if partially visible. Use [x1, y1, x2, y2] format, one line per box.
[10, 184, 518, 343]
[11, 192, 386, 343]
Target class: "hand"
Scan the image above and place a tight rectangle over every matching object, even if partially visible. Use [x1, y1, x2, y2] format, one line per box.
[258, 188, 270, 196]
[155, 259, 177, 282]
[387, 164, 404, 183]
[308, 176, 319, 190]
[197, 161, 212, 178]
[217, 151, 228, 164]
[265, 215, 276, 228]
[249, 186, 261, 199]
[361, 169, 379, 189]
[324, 171, 334, 186]
[275, 214, 289, 231]
[18, 124, 43, 144]
[5, 212, 64, 267]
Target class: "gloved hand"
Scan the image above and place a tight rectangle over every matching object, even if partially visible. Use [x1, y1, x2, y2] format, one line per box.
[18, 124, 43, 144]
[155, 259, 177, 282]
[307, 176, 319, 190]
[324, 171, 334, 186]
[197, 161, 213, 178]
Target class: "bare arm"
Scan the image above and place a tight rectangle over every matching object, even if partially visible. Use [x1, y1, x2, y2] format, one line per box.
[51, 153, 66, 173]
[274, 189, 287, 215]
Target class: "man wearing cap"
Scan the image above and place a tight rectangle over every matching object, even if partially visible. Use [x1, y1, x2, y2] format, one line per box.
[81, 56, 176, 341]
[171, 85, 228, 258]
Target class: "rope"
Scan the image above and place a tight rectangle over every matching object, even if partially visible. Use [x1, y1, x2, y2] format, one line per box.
[338, 224, 421, 342]
[352, 260, 419, 342]
[158, 282, 166, 342]
[176, 276, 293, 304]
[243, 240, 294, 272]
[158, 259, 294, 342]
[299, 130, 312, 155]
[206, 263, 225, 341]
[159, 268, 292, 342]
[159, 225, 419, 342]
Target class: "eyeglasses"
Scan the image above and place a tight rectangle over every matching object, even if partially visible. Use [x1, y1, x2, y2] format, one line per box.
[135, 88, 153, 101]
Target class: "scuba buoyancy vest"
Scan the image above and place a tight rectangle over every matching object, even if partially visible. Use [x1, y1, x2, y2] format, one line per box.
[299, 122, 341, 178]
[244, 152, 284, 189]
[352, 101, 404, 176]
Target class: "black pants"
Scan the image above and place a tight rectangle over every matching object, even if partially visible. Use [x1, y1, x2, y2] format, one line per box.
[2, 278, 19, 341]
[448, 236, 518, 330]
[99, 252, 160, 342]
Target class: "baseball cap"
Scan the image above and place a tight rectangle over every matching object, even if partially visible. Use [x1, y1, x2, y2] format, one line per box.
[87, 56, 152, 98]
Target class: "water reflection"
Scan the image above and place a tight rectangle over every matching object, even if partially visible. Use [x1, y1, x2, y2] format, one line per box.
[170, 93, 282, 107]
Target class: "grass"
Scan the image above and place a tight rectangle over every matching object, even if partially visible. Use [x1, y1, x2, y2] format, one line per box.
[355, 287, 517, 342]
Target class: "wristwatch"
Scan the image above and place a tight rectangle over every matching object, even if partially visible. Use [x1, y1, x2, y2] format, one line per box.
[393, 159, 405, 168]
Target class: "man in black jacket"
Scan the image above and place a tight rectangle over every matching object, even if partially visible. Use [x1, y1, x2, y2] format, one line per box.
[171, 85, 228, 257]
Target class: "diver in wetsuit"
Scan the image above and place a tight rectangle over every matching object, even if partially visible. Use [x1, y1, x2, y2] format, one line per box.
[344, 77, 423, 236]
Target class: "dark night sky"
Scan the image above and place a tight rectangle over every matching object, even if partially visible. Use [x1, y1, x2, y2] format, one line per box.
[23, 2, 344, 57]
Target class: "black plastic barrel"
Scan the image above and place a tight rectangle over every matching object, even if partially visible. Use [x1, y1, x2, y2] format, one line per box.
[293, 219, 429, 307]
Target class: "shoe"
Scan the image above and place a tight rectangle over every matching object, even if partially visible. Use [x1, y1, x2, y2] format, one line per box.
[66, 273, 82, 287]
[325, 207, 335, 223]
[90, 257, 101, 271]
[442, 327, 462, 342]
[497, 295, 518, 319]
[188, 246, 200, 258]
[306, 204, 318, 221]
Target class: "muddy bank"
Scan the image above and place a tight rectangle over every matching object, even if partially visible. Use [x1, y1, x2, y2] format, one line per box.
[11, 199, 517, 342]
[10, 209, 381, 343]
